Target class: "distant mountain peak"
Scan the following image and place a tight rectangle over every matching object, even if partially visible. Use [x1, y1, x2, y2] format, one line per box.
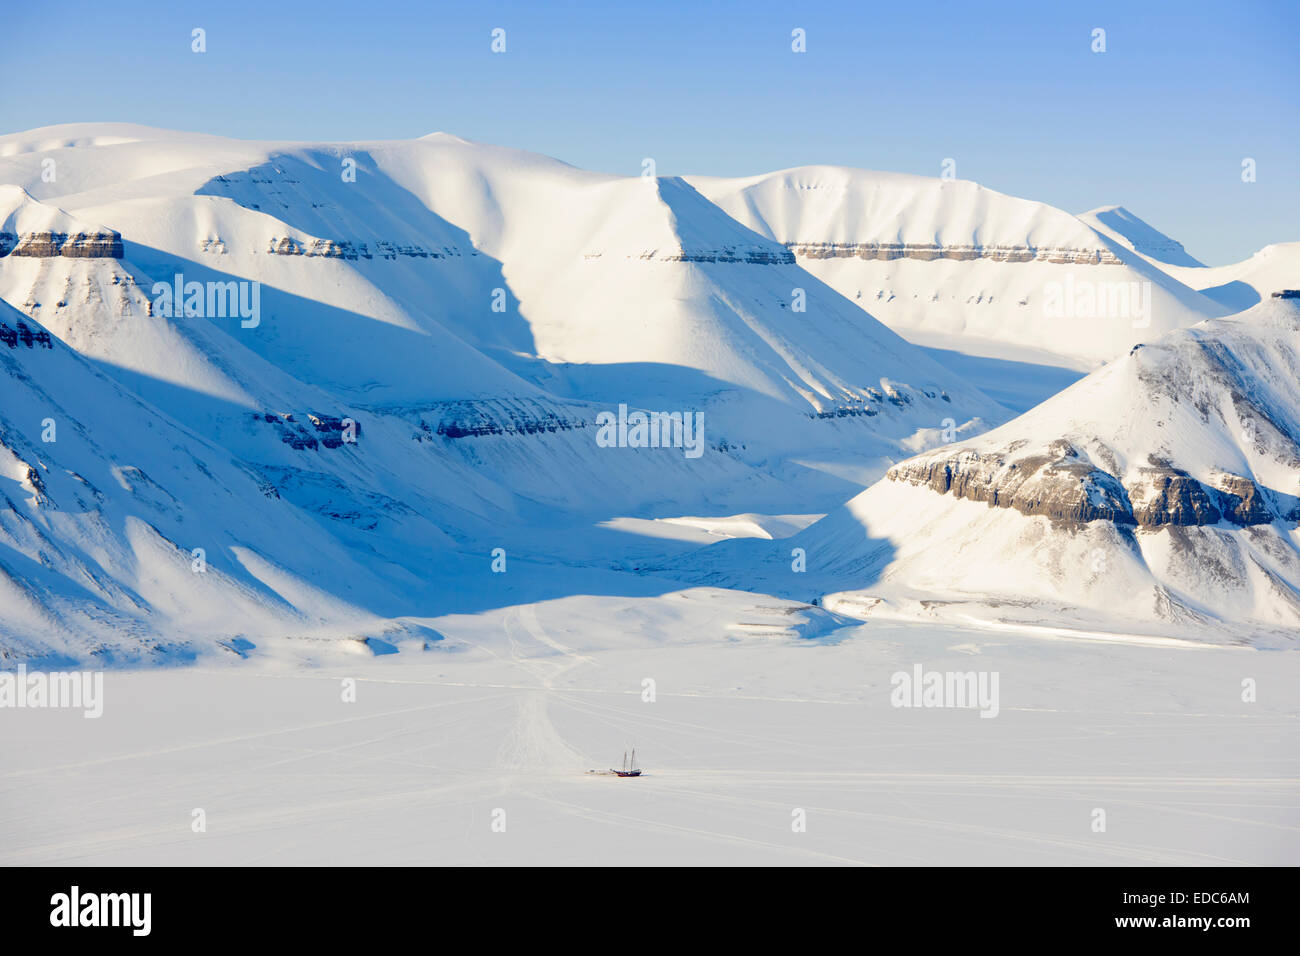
[1079, 205, 1205, 268]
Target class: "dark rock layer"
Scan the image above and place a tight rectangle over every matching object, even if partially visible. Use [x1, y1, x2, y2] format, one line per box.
[788, 241, 1123, 265]
[0, 231, 123, 258]
[888, 449, 1278, 528]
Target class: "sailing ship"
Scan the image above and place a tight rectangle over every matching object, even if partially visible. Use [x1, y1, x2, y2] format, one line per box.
[611, 748, 642, 777]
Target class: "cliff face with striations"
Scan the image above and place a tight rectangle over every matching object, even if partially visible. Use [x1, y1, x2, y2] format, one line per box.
[0, 186, 123, 259]
[887, 447, 1282, 528]
[264, 236, 471, 260]
[883, 297, 1300, 532]
[0, 230, 123, 258]
[632, 246, 795, 264]
[688, 166, 1226, 364]
[787, 241, 1122, 265]
[887, 441, 1133, 524]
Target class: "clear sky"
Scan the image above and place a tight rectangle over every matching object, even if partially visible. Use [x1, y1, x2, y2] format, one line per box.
[3, 0, 1296, 264]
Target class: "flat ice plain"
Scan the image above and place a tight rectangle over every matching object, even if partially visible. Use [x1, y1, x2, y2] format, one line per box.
[3, 591, 1296, 866]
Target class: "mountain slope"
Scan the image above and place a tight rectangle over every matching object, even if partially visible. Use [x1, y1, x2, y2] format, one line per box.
[801, 295, 1300, 643]
[1079, 204, 1299, 312]
[1163, 242, 1300, 312]
[0, 124, 1014, 660]
[0, 124, 1004, 442]
[1078, 205, 1206, 268]
[691, 166, 1229, 365]
[669, 295, 1300, 645]
[0, 300, 442, 661]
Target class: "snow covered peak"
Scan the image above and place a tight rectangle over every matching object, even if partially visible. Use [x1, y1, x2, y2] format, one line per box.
[1078, 205, 1206, 268]
[0, 185, 100, 235]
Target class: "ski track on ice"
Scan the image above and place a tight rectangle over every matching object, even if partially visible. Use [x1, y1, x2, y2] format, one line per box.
[495, 606, 593, 777]
[0, 692, 513, 780]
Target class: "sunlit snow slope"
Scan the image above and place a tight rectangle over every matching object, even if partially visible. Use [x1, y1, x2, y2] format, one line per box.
[693, 167, 1229, 366]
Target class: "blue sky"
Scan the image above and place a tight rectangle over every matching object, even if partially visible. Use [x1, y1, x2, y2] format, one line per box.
[3, 0, 1296, 263]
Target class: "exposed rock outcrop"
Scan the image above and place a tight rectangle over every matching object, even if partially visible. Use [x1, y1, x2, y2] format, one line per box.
[1127, 467, 1223, 526]
[0, 320, 54, 349]
[885, 298, 1300, 533]
[265, 236, 468, 260]
[887, 442, 1135, 525]
[787, 241, 1123, 265]
[416, 400, 587, 440]
[888, 448, 1280, 529]
[254, 411, 362, 450]
[0, 230, 123, 258]
[634, 247, 796, 265]
[1210, 473, 1275, 525]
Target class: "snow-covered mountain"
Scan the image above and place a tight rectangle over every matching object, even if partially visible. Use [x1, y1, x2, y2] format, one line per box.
[0, 123, 1011, 660]
[1078, 205, 1206, 268]
[0, 124, 1002, 428]
[1158, 241, 1300, 313]
[1079, 204, 1299, 313]
[691, 167, 1229, 366]
[730, 295, 1300, 644]
[1, 122, 1294, 660]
